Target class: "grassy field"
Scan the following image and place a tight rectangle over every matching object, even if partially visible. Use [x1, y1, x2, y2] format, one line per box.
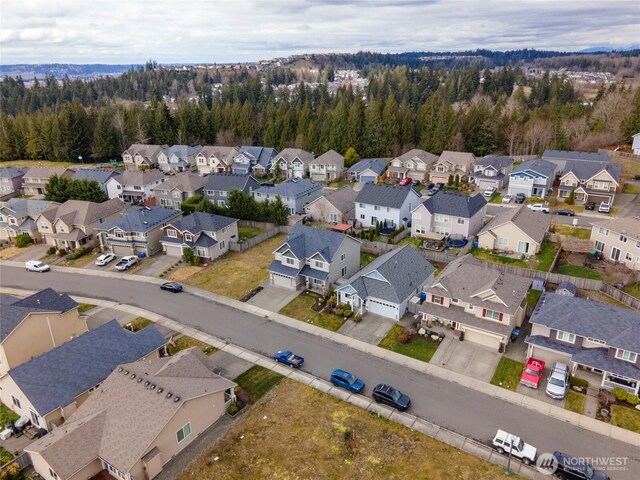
[234, 365, 284, 404]
[0, 160, 75, 168]
[167, 335, 216, 356]
[555, 264, 602, 280]
[237, 226, 264, 242]
[279, 293, 346, 332]
[397, 236, 422, 248]
[610, 405, 640, 433]
[181, 233, 286, 299]
[178, 381, 518, 480]
[613, 155, 640, 182]
[470, 247, 528, 268]
[534, 241, 560, 271]
[526, 289, 543, 308]
[378, 325, 439, 363]
[77, 303, 97, 313]
[622, 183, 640, 194]
[470, 243, 558, 272]
[0, 243, 36, 259]
[125, 316, 153, 331]
[490, 357, 524, 391]
[0, 446, 13, 467]
[623, 283, 640, 300]
[564, 390, 586, 414]
[551, 225, 591, 239]
[360, 252, 377, 266]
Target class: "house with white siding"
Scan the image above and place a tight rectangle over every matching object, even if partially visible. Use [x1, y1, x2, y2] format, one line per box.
[590, 217, 640, 270]
[507, 159, 557, 199]
[274, 148, 314, 179]
[122, 144, 168, 171]
[195, 146, 239, 175]
[411, 191, 487, 240]
[157, 145, 202, 173]
[114, 170, 166, 204]
[231, 146, 277, 176]
[633, 133, 640, 155]
[71, 169, 122, 199]
[355, 183, 420, 230]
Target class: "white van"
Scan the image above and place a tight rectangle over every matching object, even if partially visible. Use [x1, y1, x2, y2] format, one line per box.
[25, 260, 50, 272]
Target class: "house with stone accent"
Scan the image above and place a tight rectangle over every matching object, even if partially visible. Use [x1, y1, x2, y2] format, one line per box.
[273, 148, 314, 179]
[428, 151, 475, 185]
[122, 144, 168, 171]
[557, 161, 621, 206]
[388, 149, 438, 183]
[309, 150, 345, 182]
[542, 149, 611, 177]
[195, 146, 239, 175]
[152, 172, 206, 210]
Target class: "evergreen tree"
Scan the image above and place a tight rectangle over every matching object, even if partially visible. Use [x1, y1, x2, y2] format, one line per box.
[344, 147, 361, 168]
[59, 101, 91, 161]
[93, 108, 118, 160]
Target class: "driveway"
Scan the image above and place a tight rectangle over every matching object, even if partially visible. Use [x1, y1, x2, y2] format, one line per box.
[516, 370, 563, 406]
[245, 282, 300, 311]
[133, 254, 179, 277]
[618, 192, 640, 218]
[208, 350, 254, 379]
[430, 336, 501, 383]
[7, 243, 49, 262]
[337, 313, 395, 345]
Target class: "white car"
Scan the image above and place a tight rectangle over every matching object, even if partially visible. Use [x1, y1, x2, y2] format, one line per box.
[114, 255, 138, 271]
[25, 260, 50, 272]
[95, 253, 116, 266]
[502, 194, 513, 204]
[492, 430, 537, 465]
[483, 186, 497, 197]
[527, 203, 550, 213]
[598, 201, 611, 213]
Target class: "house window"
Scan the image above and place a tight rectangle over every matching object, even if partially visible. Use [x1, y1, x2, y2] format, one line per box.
[517, 241, 529, 254]
[499, 237, 508, 246]
[626, 252, 633, 261]
[11, 396, 21, 409]
[457, 218, 465, 224]
[413, 212, 421, 220]
[360, 214, 365, 220]
[115, 230, 124, 238]
[620, 234, 627, 243]
[434, 226, 450, 235]
[286, 257, 295, 265]
[556, 331, 576, 344]
[341, 253, 346, 261]
[167, 230, 177, 238]
[587, 337, 606, 345]
[594, 240, 605, 252]
[49, 468, 58, 479]
[611, 247, 621, 261]
[133, 186, 142, 191]
[432, 295, 443, 304]
[434, 214, 449, 223]
[436, 166, 445, 173]
[184, 233, 193, 242]
[341, 266, 347, 276]
[615, 349, 638, 363]
[220, 241, 225, 250]
[314, 260, 323, 268]
[374, 205, 381, 211]
[468, 304, 474, 311]
[415, 225, 426, 234]
[598, 227, 609, 236]
[196, 247, 207, 257]
[592, 181, 609, 191]
[330, 213, 338, 223]
[636, 240, 640, 249]
[358, 203, 364, 208]
[484, 309, 502, 321]
[218, 200, 226, 207]
[176, 423, 192, 443]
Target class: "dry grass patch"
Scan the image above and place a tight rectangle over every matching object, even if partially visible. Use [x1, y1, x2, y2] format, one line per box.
[0, 244, 34, 259]
[168, 265, 203, 282]
[0, 160, 74, 168]
[179, 381, 516, 480]
[168, 335, 216, 356]
[613, 155, 640, 182]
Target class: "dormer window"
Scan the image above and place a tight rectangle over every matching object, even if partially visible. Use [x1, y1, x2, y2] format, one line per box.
[184, 233, 193, 242]
[615, 349, 637, 363]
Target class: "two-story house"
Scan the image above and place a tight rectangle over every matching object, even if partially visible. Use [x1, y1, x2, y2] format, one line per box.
[308, 150, 345, 182]
[160, 212, 238, 261]
[152, 172, 206, 210]
[507, 159, 557, 199]
[231, 146, 277, 176]
[428, 151, 475, 185]
[36, 198, 127, 251]
[541, 149, 611, 177]
[0, 167, 27, 199]
[268, 224, 361, 293]
[22, 167, 74, 196]
[195, 146, 239, 175]
[337, 246, 435, 321]
[253, 179, 324, 215]
[387, 149, 439, 183]
[557, 161, 621, 206]
[304, 187, 357, 224]
[203, 174, 260, 208]
[411, 190, 487, 240]
[95, 206, 182, 256]
[590, 217, 640, 270]
[469, 155, 514, 190]
[355, 183, 420, 230]
[346, 158, 387, 183]
[274, 148, 314, 179]
[157, 145, 202, 173]
[477, 205, 551, 256]
[115, 170, 166, 204]
[122, 144, 168, 171]
[526, 292, 640, 396]
[0, 198, 56, 243]
[633, 133, 640, 155]
[71, 169, 122, 199]
[420, 255, 531, 351]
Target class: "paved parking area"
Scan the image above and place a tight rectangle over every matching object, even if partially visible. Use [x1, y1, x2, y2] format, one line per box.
[133, 255, 178, 277]
[430, 336, 501, 383]
[7, 243, 49, 262]
[246, 283, 300, 311]
[208, 350, 254, 379]
[338, 313, 395, 345]
[516, 372, 563, 406]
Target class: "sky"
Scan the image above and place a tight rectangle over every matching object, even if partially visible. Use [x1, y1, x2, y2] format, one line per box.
[1, 0, 639, 64]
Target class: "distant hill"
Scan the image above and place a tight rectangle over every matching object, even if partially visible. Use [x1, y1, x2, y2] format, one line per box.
[0, 63, 140, 81]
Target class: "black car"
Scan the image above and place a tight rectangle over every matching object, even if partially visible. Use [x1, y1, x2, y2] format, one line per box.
[160, 282, 183, 293]
[372, 383, 411, 411]
[585, 201, 596, 210]
[434, 182, 445, 190]
[556, 209, 576, 216]
[424, 182, 435, 190]
[515, 193, 526, 204]
[261, 180, 275, 187]
[550, 451, 610, 480]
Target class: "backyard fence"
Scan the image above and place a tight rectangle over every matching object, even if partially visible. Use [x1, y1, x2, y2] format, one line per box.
[238, 220, 279, 229]
[598, 149, 640, 161]
[360, 239, 398, 254]
[600, 283, 640, 311]
[419, 250, 458, 264]
[0, 453, 32, 475]
[230, 225, 289, 252]
[390, 227, 411, 244]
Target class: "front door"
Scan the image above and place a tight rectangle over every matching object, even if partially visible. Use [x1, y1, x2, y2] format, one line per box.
[371, 216, 377, 225]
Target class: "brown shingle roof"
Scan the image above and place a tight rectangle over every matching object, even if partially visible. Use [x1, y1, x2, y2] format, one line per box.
[24, 167, 73, 180]
[152, 171, 205, 193]
[396, 149, 439, 165]
[44, 199, 126, 227]
[118, 170, 165, 186]
[309, 149, 344, 166]
[590, 217, 640, 240]
[479, 205, 551, 244]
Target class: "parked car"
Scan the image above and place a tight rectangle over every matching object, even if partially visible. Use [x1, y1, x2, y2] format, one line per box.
[492, 430, 537, 465]
[598, 201, 611, 213]
[261, 180, 275, 187]
[273, 350, 304, 368]
[425, 188, 439, 196]
[515, 193, 526, 204]
[95, 253, 116, 266]
[399, 177, 412, 186]
[502, 194, 513, 204]
[483, 186, 497, 197]
[545, 362, 569, 400]
[556, 209, 576, 216]
[520, 357, 546, 389]
[434, 182, 445, 190]
[551, 451, 610, 480]
[25, 260, 50, 272]
[371, 383, 411, 411]
[424, 182, 435, 190]
[114, 255, 138, 271]
[585, 201, 596, 210]
[330, 369, 365, 393]
[527, 203, 550, 213]
[411, 179, 421, 187]
[160, 281, 183, 293]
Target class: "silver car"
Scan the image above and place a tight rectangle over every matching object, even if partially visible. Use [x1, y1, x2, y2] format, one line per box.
[545, 362, 569, 399]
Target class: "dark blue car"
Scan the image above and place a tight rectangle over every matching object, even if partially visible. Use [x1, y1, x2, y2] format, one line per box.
[330, 369, 365, 393]
[372, 383, 411, 411]
[273, 350, 304, 368]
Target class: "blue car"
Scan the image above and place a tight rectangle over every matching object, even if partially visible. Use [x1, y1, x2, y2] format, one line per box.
[273, 350, 304, 368]
[330, 369, 365, 393]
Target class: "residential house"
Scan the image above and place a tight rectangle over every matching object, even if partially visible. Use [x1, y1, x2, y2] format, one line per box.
[525, 292, 640, 395]
[231, 146, 277, 176]
[633, 133, 640, 155]
[274, 148, 314, 179]
[419, 255, 531, 350]
[0, 167, 27, 199]
[268, 224, 360, 293]
[346, 158, 387, 183]
[157, 144, 202, 173]
[161, 212, 238, 261]
[36, 198, 127, 251]
[557, 161, 621, 206]
[204, 174, 260, 208]
[122, 144, 168, 171]
[0, 198, 56, 243]
[152, 172, 206, 210]
[0, 288, 87, 377]
[26, 348, 236, 480]
[590, 217, 640, 270]
[114, 170, 166, 204]
[0, 319, 165, 432]
[507, 159, 557, 199]
[337, 246, 435, 321]
[253, 178, 324, 215]
[22, 167, 74, 196]
[542, 149, 611, 176]
[388, 149, 439, 183]
[309, 150, 345, 182]
[477, 205, 551, 256]
[428, 151, 476, 185]
[355, 183, 421, 230]
[469, 155, 514, 190]
[411, 190, 487, 240]
[71, 169, 122, 199]
[96, 206, 182, 256]
[195, 145, 239, 175]
[304, 187, 357, 224]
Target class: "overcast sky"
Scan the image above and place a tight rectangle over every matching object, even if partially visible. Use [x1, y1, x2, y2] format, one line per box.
[1, 0, 639, 64]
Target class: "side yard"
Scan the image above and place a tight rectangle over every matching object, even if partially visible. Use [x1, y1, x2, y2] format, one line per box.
[470, 241, 559, 272]
[278, 292, 346, 332]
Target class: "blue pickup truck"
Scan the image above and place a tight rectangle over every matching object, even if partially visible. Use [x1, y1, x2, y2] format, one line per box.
[273, 350, 304, 368]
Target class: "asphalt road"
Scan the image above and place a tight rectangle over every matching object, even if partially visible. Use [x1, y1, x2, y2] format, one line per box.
[2, 265, 638, 478]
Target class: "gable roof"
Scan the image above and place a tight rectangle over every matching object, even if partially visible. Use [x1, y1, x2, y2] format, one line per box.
[0, 198, 55, 219]
[167, 212, 237, 234]
[27, 348, 235, 477]
[117, 170, 165, 186]
[152, 171, 205, 193]
[277, 224, 350, 262]
[71, 169, 121, 184]
[163, 144, 202, 159]
[41, 198, 126, 227]
[275, 148, 314, 164]
[542, 149, 611, 163]
[9, 320, 165, 416]
[310, 149, 344, 166]
[396, 149, 439, 165]
[475, 155, 514, 169]
[235, 146, 278, 168]
[124, 144, 167, 159]
[438, 151, 475, 167]
[356, 183, 419, 209]
[204, 173, 260, 192]
[479, 205, 551, 244]
[347, 158, 387, 175]
[340, 246, 435, 304]
[512, 158, 557, 178]
[254, 178, 322, 197]
[420, 191, 487, 218]
[319, 187, 358, 213]
[197, 145, 238, 158]
[590, 217, 640, 240]
[0, 167, 28, 179]
[562, 160, 621, 183]
[23, 167, 72, 180]
[96, 206, 181, 233]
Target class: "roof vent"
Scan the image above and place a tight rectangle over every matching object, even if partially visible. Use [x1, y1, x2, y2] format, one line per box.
[157, 388, 164, 394]
[145, 381, 150, 387]
[144, 206, 151, 210]
[124, 370, 129, 375]
[118, 367, 123, 372]
[130, 374, 136, 379]
[137, 378, 143, 383]
[150, 384, 156, 390]
[174, 396, 181, 402]
[166, 392, 173, 399]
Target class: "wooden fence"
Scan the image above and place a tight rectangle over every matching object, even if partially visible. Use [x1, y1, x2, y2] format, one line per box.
[1, 453, 31, 475]
[229, 226, 289, 252]
[598, 148, 640, 161]
[600, 283, 640, 310]
[238, 220, 278, 229]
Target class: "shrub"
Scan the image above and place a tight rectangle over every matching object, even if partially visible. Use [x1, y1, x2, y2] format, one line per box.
[547, 196, 558, 207]
[227, 402, 239, 415]
[567, 190, 575, 205]
[635, 174, 640, 180]
[14, 234, 32, 248]
[65, 247, 86, 260]
[398, 331, 411, 344]
[569, 376, 589, 389]
[612, 388, 640, 405]
[353, 314, 362, 323]
[57, 248, 67, 256]
[46, 246, 56, 255]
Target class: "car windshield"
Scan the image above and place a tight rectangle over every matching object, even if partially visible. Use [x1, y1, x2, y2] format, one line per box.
[34, 262, 44, 267]
[525, 368, 540, 376]
[549, 377, 565, 387]
[391, 389, 402, 401]
[515, 439, 524, 451]
[345, 374, 357, 385]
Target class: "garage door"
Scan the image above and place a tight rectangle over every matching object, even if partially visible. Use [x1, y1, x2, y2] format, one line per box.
[478, 180, 499, 191]
[311, 173, 326, 182]
[462, 328, 503, 350]
[112, 244, 132, 256]
[360, 175, 376, 184]
[270, 272, 297, 289]
[529, 345, 572, 367]
[508, 186, 531, 197]
[164, 244, 183, 257]
[366, 298, 399, 320]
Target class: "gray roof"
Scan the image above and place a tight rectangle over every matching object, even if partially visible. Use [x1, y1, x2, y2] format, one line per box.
[1, 288, 78, 342]
[96, 206, 181, 233]
[562, 160, 621, 183]
[347, 158, 387, 175]
[340, 246, 435, 304]
[475, 155, 514, 169]
[512, 159, 557, 178]
[0, 167, 27, 178]
[278, 224, 350, 262]
[9, 320, 165, 416]
[438, 151, 476, 167]
[71, 169, 120, 185]
[356, 183, 419, 209]
[421, 191, 487, 219]
[152, 171, 205, 193]
[589, 217, 640, 240]
[528, 292, 640, 353]
[40, 198, 126, 227]
[164, 144, 202, 158]
[24, 167, 71, 180]
[0, 198, 55, 219]
[396, 149, 439, 165]
[275, 148, 314, 164]
[117, 170, 165, 186]
[167, 212, 237, 234]
[197, 146, 238, 160]
[254, 178, 323, 198]
[268, 260, 302, 277]
[557, 282, 577, 295]
[318, 187, 358, 214]
[542, 150, 611, 163]
[479, 205, 551, 244]
[310, 150, 344, 166]
[204, 174, 259, 193]
[235, 146, 278, 168]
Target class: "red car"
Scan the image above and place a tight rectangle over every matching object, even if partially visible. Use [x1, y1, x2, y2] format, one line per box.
[399, 177, 412, 186]
[520, 357, 546, 389]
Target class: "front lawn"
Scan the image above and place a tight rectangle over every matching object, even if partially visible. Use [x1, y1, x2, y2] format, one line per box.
[360, 252, 377, 266]
[125, 316, 153, 332]
[610, 405, 640, 433]
[0, 446, 14, 466]
[279, 293, 346, 332]
[490, 357, 524, 391]
[622, 183, 640, 194]
[526, 289, 542, 308]
[623, 283, 640, 300]
[551, 225, 591, 239]
[167, 335, 216, 356]
[378, 325, 439, 363]
[489, 193, 503, 204]
[233, 365, 284, 404]
[555, 264, 602, 280]
[77, 303, 97, 313]
[237, 226, 264, 242]
[564, 390, 586, 414]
